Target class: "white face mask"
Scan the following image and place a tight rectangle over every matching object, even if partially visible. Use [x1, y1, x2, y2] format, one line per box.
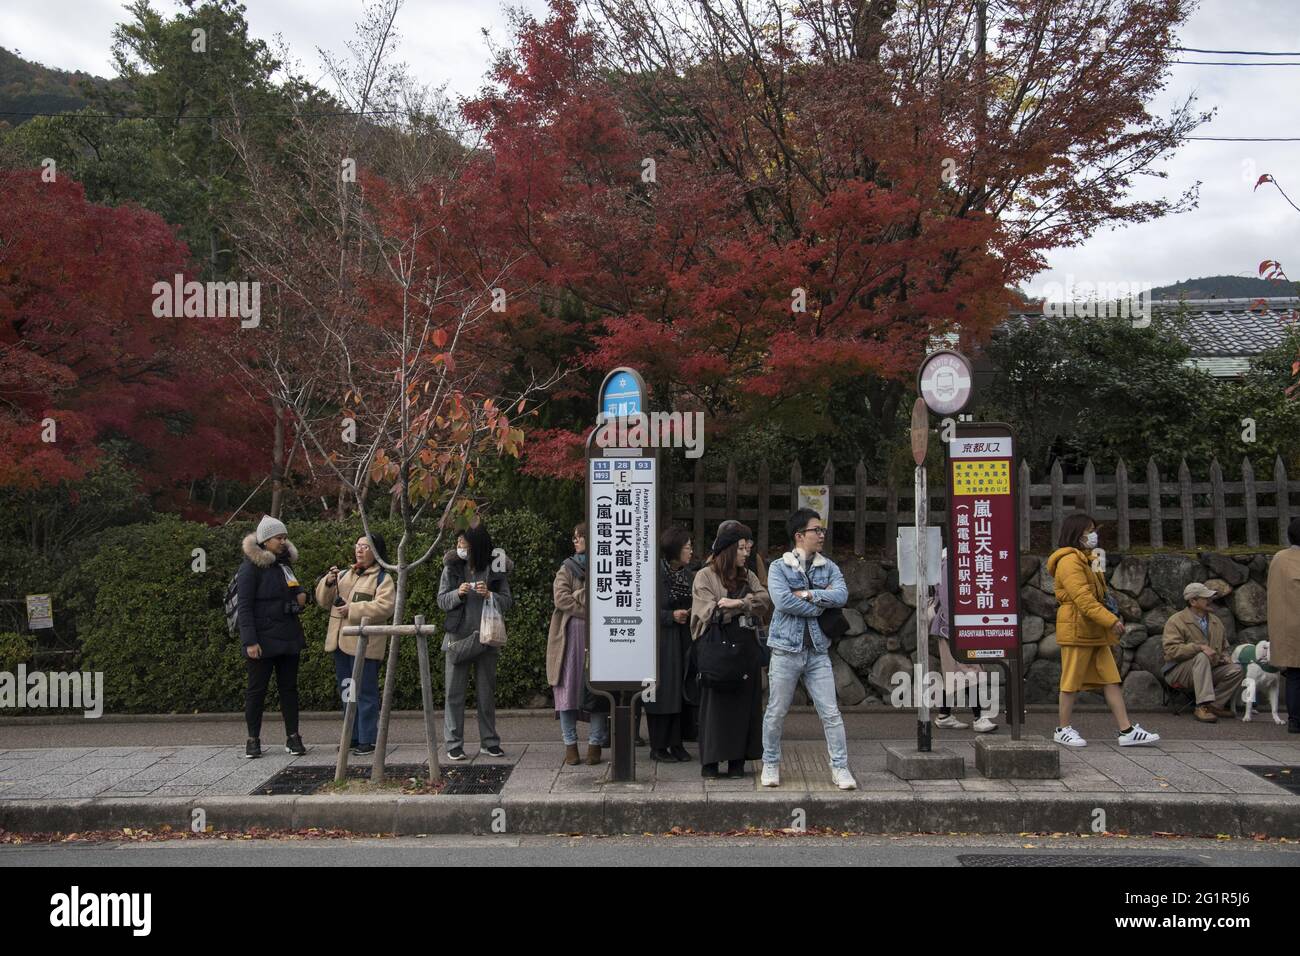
[1083, 531, 1099, 549]
[456, 547, 468, 560]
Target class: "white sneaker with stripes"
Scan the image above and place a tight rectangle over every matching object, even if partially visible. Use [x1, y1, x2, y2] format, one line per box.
[1053, 726, 1087, 747]
[1117, 724, 1160, 747]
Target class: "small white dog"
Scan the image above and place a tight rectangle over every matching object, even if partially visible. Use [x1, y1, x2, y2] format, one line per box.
[1231, 640, 1283, 724]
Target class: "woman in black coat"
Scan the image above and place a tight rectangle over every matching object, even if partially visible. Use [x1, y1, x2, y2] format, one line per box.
[647, 526, 696, 762]
[437, 521, 514, 761]
[236, 515, 308, 759]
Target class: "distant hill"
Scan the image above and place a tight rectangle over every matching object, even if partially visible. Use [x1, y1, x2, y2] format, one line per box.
[0, 46, 112, 126]
[1150, 275, 1299, 300]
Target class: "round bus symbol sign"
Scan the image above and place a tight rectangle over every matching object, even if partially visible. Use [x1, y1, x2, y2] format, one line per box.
[918, 350, 973, 416]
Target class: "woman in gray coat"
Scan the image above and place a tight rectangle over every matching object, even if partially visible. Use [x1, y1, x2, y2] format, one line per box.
[437, 520, 513, 761]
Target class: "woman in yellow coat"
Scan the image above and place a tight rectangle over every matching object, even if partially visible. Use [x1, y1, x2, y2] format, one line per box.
[1046, 513, 1160, 748]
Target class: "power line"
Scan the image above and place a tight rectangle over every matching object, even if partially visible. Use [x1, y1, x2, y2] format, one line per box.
[0, 108, 409, 121]
[1176, 46, 1300, 56]
[1184, 136, 1300, 141]
[1174, 60, 1300, 66]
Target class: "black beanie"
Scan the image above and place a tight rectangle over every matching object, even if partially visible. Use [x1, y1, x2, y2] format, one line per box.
[711, 521, 752, 556]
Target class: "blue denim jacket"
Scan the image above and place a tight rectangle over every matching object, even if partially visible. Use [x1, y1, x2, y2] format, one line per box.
[766, 550, 848, 654]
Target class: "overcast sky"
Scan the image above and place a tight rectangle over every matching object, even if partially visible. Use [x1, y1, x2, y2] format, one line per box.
[3, 0, 1298, 299]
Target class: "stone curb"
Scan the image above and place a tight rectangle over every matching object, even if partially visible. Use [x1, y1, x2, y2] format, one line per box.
[0, 703, 1145, 726]
[2, 791, 1296, 837]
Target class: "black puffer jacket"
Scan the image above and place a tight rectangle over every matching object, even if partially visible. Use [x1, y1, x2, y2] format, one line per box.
[236, 533, 308, 657]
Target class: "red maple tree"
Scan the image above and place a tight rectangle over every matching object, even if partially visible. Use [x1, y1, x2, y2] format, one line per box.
[0, 169, 266, 508]
[465, 0, 1205, 478]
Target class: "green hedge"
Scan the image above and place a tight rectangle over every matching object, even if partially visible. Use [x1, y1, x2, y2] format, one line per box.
[57, 511, 565, 714]
[0, 632, 34, 673]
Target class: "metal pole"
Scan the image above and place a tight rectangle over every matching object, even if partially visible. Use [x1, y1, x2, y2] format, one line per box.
[915, 466, 932, 752]
[414, 614, 440, 782]
[612, 690, 634, 781]
[334, 617, 369, 783]
[1010, 654, 1024, 741]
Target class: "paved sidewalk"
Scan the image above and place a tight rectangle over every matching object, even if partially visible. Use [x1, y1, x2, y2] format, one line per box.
[3, 732, 1300, 838]
[2, 736, 1296, 800]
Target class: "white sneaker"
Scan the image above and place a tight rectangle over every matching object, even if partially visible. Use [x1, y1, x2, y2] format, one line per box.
[1118, 724, 1160, 747]
[760, 763, 780, 787]
[934, 714, 969, 729]
[1053, 726, 1087, 747]
[972, 716, 998, 733]
[831, 766, 857, 790]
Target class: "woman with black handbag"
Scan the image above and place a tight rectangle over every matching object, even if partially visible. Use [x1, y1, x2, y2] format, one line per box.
[689, 522, 772, 778]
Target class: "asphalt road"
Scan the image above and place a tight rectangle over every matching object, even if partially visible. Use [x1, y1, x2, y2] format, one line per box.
[2, 833, 1297, 866]
[2, 709, 1295, 750]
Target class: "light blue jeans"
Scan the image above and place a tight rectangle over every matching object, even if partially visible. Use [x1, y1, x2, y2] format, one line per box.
[762, 646, 849, 770]
[559, 709, 609, 746]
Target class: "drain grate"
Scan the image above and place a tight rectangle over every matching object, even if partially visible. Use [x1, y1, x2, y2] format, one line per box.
[958, 854, 1203, 867]
[442, 764, 512, 795]
[1243, 765, 1300, 794]
[251, 763, 433, 796]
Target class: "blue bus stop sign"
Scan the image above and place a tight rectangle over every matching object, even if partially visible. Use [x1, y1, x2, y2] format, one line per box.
[599, 369, 643, 418]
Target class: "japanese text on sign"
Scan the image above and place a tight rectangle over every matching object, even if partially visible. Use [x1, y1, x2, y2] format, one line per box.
[947, 433, 1020, 660]
[588, 455, 657, 683]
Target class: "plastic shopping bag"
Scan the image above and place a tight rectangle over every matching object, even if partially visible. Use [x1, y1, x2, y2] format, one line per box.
[478, 592, 507, 647]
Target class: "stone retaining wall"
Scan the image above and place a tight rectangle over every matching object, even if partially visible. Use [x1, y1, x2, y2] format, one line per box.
[825, 551, 1280, 708]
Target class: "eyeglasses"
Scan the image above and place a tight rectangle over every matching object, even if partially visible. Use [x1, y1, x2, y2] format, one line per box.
[798, 526, 827, 536]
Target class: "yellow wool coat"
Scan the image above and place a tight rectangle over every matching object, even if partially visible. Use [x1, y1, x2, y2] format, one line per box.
[1046, 547, 1119, 647]
[314, 563, 395, 660]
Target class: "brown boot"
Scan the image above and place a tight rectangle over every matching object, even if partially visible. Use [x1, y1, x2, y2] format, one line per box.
[1207, 703, 1234, 719]
[1193, 705, 1218, 723]
[564, 743, 581, 766]
[586, 744, 602, 765]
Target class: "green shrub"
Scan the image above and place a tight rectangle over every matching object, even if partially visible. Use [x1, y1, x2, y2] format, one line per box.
[56, 509, 565, 715]
[0, 632, 35, 673]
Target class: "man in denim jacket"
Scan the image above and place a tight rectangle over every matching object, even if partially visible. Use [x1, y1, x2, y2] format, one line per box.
[761, 508, 857, 790]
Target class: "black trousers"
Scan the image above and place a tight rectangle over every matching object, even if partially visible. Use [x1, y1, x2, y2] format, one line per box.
[1287, 668, 1300, 726]
[245, 653, 300, 738]
[647, 711, 682, 750]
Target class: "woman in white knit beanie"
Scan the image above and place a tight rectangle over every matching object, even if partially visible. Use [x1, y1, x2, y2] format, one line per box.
[234, 515, 309, 759]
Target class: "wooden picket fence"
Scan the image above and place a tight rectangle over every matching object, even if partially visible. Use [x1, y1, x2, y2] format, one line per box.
[675, 456, 1299, 556]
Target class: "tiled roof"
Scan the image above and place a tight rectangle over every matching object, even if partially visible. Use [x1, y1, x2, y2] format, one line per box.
[1008, 297, 1299, 359]
[1161, 298, 1300, 357]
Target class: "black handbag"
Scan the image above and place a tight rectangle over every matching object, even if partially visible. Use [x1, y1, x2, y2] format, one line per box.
[754, 625, 771, 668]
[444, 630, 488, 665]
[802, 569, 849, 640]
[696, 610, 749, 690]
[819, 607, 850, 641]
